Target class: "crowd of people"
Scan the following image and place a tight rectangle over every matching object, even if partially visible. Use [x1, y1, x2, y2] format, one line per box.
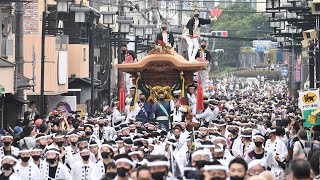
[0, 77, 319, 180]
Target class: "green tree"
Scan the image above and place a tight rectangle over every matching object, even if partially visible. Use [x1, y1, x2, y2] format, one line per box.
[212, 3, 270, 67]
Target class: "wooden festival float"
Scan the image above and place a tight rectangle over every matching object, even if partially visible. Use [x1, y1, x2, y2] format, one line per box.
[116, 43, 209, 128]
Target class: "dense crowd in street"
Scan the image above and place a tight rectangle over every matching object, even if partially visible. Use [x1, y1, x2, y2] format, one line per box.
[0, 76, 318, 180]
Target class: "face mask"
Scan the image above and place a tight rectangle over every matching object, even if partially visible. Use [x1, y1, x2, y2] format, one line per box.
[161, 27, 167, 31]
[230, 176, 245, 180]
[194, 14, 199, 18]
[152, 172, 166, 180]
[101, 152, 110, 159]
[174, 95, 180, 99]
[71, 141, 77, 146]
[140, 98, 146, 103]
[56, 141, 63, 147]
[107, 172, 117, 179]
[40, 144, 46, 149]
[195, 160, 207, 169]
[159, 98, 165, 101]
[230, 129, 238, 134]
[21, 157, 30, 162]
[46, 158, 56, 164]
[117, 167, 129, 177]
[32, 155, 41, 161]
[85, 131, 92, 136]
[254, 142, 263, 147]
[99, 123, 104, 127]
[2, 163, 13, 170]
[3, 141, 10, 146]
[201, 45, 206, 49]
[81, 155, 90, 161]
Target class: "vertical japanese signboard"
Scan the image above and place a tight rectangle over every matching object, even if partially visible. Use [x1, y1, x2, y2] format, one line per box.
[294, 60, 301, 82]
[299, 89, 320, 127]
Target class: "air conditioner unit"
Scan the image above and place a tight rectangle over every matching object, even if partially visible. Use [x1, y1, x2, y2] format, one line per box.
[303, 29, 317, 40]
[312, 0, 320, 15]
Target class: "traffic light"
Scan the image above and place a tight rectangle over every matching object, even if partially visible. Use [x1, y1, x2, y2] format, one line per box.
[211, 31, 228, 37]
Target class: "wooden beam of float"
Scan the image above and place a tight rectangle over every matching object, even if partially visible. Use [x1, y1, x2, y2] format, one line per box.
[115, 52, 209, 87]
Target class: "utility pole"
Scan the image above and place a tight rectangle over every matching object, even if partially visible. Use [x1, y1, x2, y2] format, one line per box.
[15, 2, 24, 98]
[309, 41, 315, 89]
[40, 11, 47, 118]
[89, 25, 95, 116]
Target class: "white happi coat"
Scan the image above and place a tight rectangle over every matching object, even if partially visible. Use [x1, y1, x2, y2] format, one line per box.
[112, 108, 126, 125]
[0, 146, 19, 159]
[264, 137, 288, 178]
[70, 160, 96, 180]
[89, 160, 109, 179]
[170, 100, 187, 122]
[232, 141, 255, 158]
[195, 106, 213, 122]
[39, 161, 71, 180]
[187, 93, 197, 115]
[14, 162, 41, 180]
[0, 172, 19, 180]
[218, 150, 235, 167]
[93, 126, 117, 141]
[65, 146, 79, 168]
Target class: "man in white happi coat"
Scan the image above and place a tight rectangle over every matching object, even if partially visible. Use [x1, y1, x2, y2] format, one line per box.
[93, 118, 116, 141]
[71, 148, 96, 180]
[69, 137, 97, 168]
[195, 103, 216, 123]
[39, 147, 71, 180]
[65, 133, 80, 169]
[170, 90, 188, 123]
[0, 155, 19, 180]
[187, 85, 199, 123]
[0, 134, 19, 159]
[14, 149, 41, 180]
[264, 128, 288, 178]
[90, 143, 115, 179]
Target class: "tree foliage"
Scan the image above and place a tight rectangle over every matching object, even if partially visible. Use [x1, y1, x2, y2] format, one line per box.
[212, 3, 270, 67]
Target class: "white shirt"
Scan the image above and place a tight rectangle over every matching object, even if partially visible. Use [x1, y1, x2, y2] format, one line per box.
[0, 146, 19, 159]
[14, 162, 40, 180]
[71, 160, 96, 180]
[162, 32, 168, 44]
[39, 161, 71, 180]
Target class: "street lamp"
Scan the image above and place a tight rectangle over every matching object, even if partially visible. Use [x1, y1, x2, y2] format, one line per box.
[101, 11, 117, 25]
[117, 16, 134, 33]
[70, 7, 90, 23]
[132, 25, 147, 55]
[145, 25, 156, 36]
[132, 25, 145, 37]
[55, 0, 72, 13]
[266, 0, 280, 13]
[101, 11, 117, 106]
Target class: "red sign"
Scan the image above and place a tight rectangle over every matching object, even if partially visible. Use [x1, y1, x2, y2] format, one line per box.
[294, 61, 301, 82]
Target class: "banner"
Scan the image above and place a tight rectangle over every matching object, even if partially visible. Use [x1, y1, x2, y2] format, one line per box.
[299, 89, 320, 127]
[294, 60, 301, 82]
[129, 76, 150, 111]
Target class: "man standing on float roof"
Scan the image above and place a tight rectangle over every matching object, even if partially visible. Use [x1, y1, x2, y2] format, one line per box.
[156, 22, 175, 47]
[195, 39, 212, 91]
[182, 8, 217, 62]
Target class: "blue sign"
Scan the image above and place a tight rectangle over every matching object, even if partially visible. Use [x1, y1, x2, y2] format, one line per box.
[255, 46, 267, 52]
[280, 67, 288, 76]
